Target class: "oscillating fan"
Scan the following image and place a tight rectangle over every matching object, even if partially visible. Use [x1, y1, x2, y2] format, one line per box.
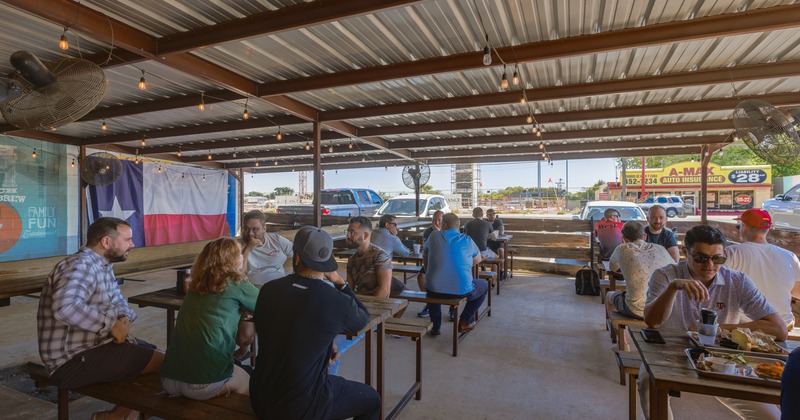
[732, 99, 800, 165]
[80, 152, 122, 186]
[0, 51, 106, 130]
[402, 164, 431, 191]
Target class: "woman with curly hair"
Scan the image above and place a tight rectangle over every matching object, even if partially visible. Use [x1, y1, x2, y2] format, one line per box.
[160, 237, 258, 399]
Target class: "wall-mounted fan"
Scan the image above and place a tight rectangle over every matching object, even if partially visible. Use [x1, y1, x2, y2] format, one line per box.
[80, 152, 122, 186]
[402, 164, 430, 191]
[1, 51, 106, 130]
[733, 99, 800, 165]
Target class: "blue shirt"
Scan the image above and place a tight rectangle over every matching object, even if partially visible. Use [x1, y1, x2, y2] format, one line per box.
[424, 228, 479, 295]
[371, 228, 410, 257]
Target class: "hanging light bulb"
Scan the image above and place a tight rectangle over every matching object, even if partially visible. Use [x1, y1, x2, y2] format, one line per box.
[520, 93, 526, 104]
[198, 93, 205, 111]
[482, 34, 491, 66]
[138, 69, 148, 90]
[536, 130, 542, 137]
[541, 152, 546, 159]
[362, 156, 366, 162]
[101, 119, 107, 131]
[531, 125, 538, 134]
[50, 126, 56, 131]
[232, 149, 237, 158]
[140, 136, 146, 147]
[329, 144, 334, 153]
[255, 161, 259, 167]
[274, 160, 278, 166]
[500, 65, 509, 90]
[181, 173, 185, 179]
[203, 175, 206, 181]
[157, 165, 162, 173]
[177, 146, 182, 157]
[59, 27, 69, 50]
[304, 142, 311, 151]
[207, 151, 212, 160]
[526, 115, 533, 124]
[348, 141, 354, 149]
[691, 155, 695, 163]
[539, 142, 544, 150]
[32, 148, 37, 159]
[512, 66, 520, 85]
[71, 158, 75, 168]
[242, 98, 249, 120]
[276, 127, 283, 141]
[719, 148, 724, 157]
[733, 134, 740, 142]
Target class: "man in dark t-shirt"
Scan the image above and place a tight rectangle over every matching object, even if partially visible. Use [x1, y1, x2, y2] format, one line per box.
[644, 205, 679, 262]
[464, 207, 504, 261]
[484, 208, 505, 255]
[250, 226, 378, 420]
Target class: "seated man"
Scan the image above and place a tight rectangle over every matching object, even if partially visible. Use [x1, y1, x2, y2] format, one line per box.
[417, 210, 444, 318]
[37, 217, 164, 420]
[371, 213, 411, 259]
[424, 213, 488, 335]
[346, 216, 405, 305]
[250, 226, 379, 420]
[464, 207, 504, 263]
[594, 208, 623, 261]
[725, 209, 800, 330]
[644, 205, 680, 262]
[639, 225, 787, 420]
[484, 208, 508, 274]
[608, 221, 674, 320]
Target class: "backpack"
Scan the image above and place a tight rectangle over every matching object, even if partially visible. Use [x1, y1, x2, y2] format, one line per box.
[575, 266, 600, 296]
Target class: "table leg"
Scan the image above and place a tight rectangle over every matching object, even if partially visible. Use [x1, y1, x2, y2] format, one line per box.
[503, 241, 509, 281]
[452, 304, 459, 357]
[650, 380, 669, 420]
[376, 321, 385, 420]
[166, 309, 175, 346]
[364, 327, 373, 387]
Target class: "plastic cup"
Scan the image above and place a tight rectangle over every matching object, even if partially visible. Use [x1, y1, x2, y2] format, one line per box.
[413, 244, 421, 254]
[697, 323, 718, 346]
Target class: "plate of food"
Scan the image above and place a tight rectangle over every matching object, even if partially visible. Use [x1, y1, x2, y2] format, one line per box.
[687, 327, 788, 358]
[685, 348, 786, 387]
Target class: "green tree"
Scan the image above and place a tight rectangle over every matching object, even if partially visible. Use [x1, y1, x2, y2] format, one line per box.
[274, 186, 295, 196]
[622, 145, 800, 178]
[420, 184, 442, 194]
[246, 191, 265, 197]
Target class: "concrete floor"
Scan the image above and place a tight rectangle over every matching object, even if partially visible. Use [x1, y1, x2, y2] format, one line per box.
[0, 268, 736, 419]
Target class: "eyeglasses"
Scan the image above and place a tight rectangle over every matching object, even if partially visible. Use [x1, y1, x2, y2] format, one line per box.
[690, 253, 727, 264]
[736, 223, 742, 230]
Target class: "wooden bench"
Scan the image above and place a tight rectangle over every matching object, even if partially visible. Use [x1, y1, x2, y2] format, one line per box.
[384, 318, 432, 420]
[21, 363, 256, 420]
[390, 290, 469, 357]
[392, 264, 422, 284]
[600, 280, 627, 304]
[476, 270, 497, 317]
[617, 352, 641, 420]
[607, 311, 647, 352]
[481, 258, 503, 295]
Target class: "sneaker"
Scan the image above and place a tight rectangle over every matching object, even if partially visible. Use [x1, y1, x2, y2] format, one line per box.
[417, 306, 429, 318]
[449, 307, 455, 322]
[430, 329, 441, 336]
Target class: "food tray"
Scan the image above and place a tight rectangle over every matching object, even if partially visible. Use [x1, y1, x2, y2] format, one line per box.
[686, 332, 788, 359]
[684, 348, 784, 388]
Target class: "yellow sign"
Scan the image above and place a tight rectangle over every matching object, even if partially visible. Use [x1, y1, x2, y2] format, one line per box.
[621, 162, 771, 187]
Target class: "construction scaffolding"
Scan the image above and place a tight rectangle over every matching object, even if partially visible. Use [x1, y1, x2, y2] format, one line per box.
[451, 163, 480, 210]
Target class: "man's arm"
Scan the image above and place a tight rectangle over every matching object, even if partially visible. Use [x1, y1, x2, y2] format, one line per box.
[608, 247, 621, 273]
[51, 264, 119, 335]
[666, 246, 680, 263]
[346, 273, 356, 290]
[644, 277, 708, 328]
[394, 236, 410, 257]
[241, 238, 262, 274]
[373, 268, 392, 298]
[720, 313, 788, 342]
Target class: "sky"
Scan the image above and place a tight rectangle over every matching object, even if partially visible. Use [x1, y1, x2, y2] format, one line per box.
[244, 158, 619, 196]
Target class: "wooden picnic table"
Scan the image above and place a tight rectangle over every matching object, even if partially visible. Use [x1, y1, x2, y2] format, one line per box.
[488, 234, 513, 279]
[629, 327, 794, 420]
[127, 287, 407, 420]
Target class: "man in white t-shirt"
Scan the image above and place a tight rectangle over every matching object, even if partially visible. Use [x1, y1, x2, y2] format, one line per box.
[725, 208, 800, 329]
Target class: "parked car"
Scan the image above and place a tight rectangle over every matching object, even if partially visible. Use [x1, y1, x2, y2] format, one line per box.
[638, 195, 689, 218]
[573, 200, 647, 221]
[761, 183, 800, 230]
[276, 188, 384, 217]
[374, 194, 451, 217]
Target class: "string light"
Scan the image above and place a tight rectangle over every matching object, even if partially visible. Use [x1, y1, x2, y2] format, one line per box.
[719, 148, 724, 157]
[520, 93, 526, 104]
[539, 142, 544, 149]
[177, 145, 182, 157]
[691, 155, 695, 163]
[138, 69, 148, 90]
[157, 165, 162, 173]
[526, 115, 533, 124]
[59, 27, 69, 50]
[305, 142, 311, 151]
[242, 98, 249, 120]
[207, 150, 212, 160]
[541, 152, 546, 159]
[198, 93, 205, 111]
[135, 149, 139, 164]
[140, 136, 146, 147]
[232, 149, 237, 158]
[362, 156, 366, 162]
[255, 161, 259, 167]
[202, 175, 206, 181]
[276, 127, 283, 141]
[348, 141, 354, 149]
[101, 119, 107, 131]
[512, 66, 520, 85]
[482, 34, 491, 66]
[32, 148, 37, 159]
[274, 160, 278, 166]
[500, 65, 509, 90]
[329, 144, 334, 153]
[71, 158, 75, 168]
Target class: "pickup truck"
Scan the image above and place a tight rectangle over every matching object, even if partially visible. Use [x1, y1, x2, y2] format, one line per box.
[275, 188, 384, 217]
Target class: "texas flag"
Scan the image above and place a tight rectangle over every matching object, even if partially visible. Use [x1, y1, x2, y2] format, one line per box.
[87, 161, 231, 247]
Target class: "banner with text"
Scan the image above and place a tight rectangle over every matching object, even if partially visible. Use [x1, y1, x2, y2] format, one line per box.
[619, 162, 771, 188]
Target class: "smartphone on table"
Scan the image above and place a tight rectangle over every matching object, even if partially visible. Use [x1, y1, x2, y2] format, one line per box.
[640, 328, 666, 344]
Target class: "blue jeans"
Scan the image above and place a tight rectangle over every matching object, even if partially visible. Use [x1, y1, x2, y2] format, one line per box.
[782, 347, 800, 419]
[426, 279, 488, 331]
[328, 332, 365, 376]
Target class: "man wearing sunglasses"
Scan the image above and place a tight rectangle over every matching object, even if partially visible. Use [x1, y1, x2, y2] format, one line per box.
[725, 209, 800, 331]
[639, 225, 787, 419]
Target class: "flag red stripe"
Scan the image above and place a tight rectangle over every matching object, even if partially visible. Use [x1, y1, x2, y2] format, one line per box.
[143, 214, 230, 246]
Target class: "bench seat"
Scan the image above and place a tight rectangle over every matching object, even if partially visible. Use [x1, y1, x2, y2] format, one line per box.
[607, 311, 647, 352]
[390, 290, 469, 357]
[384, 318, 432, 420]
[22, 363, 255, 420]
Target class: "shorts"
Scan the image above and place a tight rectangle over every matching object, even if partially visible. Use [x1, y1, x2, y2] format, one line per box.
[611, 291, 644, 320]
[49, 340, 155, 389]
[487, 240, 503, 252]
[480, 248, 498, 259]
[161, 375, 231, 401]
[390, 277, 406, 291]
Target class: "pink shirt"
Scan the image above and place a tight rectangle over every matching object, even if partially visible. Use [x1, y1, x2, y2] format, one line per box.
[595, 220, 623, 260]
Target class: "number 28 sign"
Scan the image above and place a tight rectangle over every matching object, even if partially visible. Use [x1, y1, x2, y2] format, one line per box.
[728, 169, 768, 184]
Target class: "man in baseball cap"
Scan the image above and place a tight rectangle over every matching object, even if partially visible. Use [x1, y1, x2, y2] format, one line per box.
[250, 226, 379, 419]
[726, 208, 800, 329]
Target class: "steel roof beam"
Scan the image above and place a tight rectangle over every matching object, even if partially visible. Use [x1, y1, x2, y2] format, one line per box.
[137, 132, 347, 155]
[181, 143, 381, 163]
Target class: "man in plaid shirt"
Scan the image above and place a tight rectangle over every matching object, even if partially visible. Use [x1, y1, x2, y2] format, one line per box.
[37, 217, 163, 420]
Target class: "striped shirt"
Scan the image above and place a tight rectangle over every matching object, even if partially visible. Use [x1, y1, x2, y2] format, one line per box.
[37, 247, 137, 375]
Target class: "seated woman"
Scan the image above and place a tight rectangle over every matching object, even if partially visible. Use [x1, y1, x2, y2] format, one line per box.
[160, 237, 259, 399]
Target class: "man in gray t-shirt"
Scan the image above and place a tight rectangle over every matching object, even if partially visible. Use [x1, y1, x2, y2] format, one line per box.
[464, 207, 504, 262]
[639, 225, 786, 420]
[345, 216, 402, 297]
